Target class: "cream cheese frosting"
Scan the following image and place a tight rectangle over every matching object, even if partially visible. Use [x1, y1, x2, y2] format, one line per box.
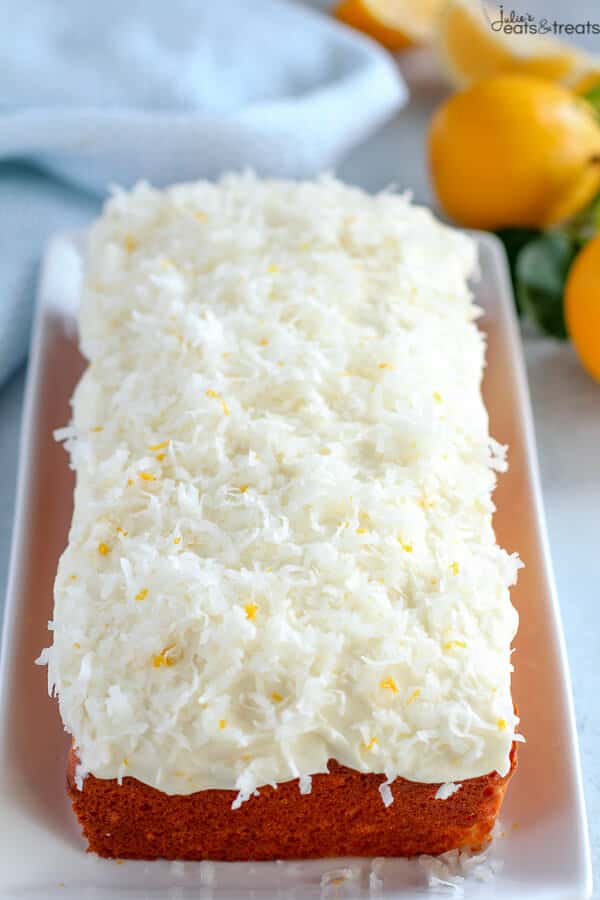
[42, 174, 521, 802]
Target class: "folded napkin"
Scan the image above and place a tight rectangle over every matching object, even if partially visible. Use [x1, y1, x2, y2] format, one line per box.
[0, 0, 406, 388]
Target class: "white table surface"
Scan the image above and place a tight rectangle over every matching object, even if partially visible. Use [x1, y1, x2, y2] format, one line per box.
[0, 0, 599, 893]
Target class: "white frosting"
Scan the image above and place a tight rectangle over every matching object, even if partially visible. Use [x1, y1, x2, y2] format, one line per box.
[43, 174, 520, 799]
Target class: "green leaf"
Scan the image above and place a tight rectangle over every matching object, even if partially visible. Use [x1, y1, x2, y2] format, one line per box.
[515, 232, 577, 339]
[495, 228, 541, 316]
[564, 190, 600, 246]
[582, 80, 600, 122]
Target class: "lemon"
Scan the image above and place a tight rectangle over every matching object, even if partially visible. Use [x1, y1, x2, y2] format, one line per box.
[565, 234, 600, 382]
[436, 0, 597, 88]
[428, 74, 600, 230]
[334, 0, 444, 50]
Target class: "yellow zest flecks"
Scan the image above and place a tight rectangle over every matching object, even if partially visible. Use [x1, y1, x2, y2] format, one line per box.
[259, 337, 269, 346]
[433, 391, 443, 404]
[149, 440, 170, 451]
[450, 561, 460, 576]
[244, 602, 259, 621]
[123, 758, 129, 767]
[356, 527, 367, 535]
[138, 471, 156, 482]
[155, 453, 165, 462]
[497, 718, 507, 730]
[69, 574, 77, 581]
[123, 234, 138, 253]
[378, 362, 393, 370]
[363, 736, 378, 752]
[271, 691, 283, 703]
[219, 719, 227, 729]
[239, 484, 249, 493]
[443, 640, 467, 651]
[298, 241, 311, 252]
[97, 542, 110, 556]
[126, 478, 134, 487]
[319, 447, 331, 455]
[380, 677, 399, 693]
[194, 211, 208, 222]
[91, 426, 103, 433]
[135, 588, 148, 602]
[267, 263, 279, 273]
[406, 688, 421, 705]
[73, 642, 81, 649]
[173, 536, 182, 545]
[205, 388, 230, 416]
[397, 538, 413, 552]
[152, 645, 177, 668]
[419, 497, 435, 509]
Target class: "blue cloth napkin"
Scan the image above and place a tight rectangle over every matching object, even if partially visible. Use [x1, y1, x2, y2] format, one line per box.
[0, 0, 406, 389]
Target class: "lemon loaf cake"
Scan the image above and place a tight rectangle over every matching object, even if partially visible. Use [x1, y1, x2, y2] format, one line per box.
[42, 174, 521, 860]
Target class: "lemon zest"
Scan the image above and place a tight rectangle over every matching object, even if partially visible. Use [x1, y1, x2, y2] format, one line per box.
[153, 645, 177, 668]
[443, 640, 467, 650]
[380, 677, 399, 693]
[244, 602, 258, 620]
[205, 389, 230, 416]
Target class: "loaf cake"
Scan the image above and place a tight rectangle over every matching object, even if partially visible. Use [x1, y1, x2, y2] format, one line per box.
[41, 174, 521, 860]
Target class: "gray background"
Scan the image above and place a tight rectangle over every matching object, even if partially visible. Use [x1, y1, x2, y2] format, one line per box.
[0, 0, 599, 893]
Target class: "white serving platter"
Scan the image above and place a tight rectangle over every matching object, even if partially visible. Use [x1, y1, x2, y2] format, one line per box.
[0, 230, 592, 899]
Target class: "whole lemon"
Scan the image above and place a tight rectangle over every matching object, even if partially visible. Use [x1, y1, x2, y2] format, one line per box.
[565, 234, 600, 382]
[428, 74, 600, 230]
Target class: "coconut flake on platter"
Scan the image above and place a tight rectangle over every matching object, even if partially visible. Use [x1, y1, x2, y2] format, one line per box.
[418, 843, 503, 893]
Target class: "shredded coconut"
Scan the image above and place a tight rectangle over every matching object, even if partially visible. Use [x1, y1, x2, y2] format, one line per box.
[42, 173, 520, 797]
[418, 845, 503, 893]
[434, 782, 462, 800]
[320, 866, 361, 898]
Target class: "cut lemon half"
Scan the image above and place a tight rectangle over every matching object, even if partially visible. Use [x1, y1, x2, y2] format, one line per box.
[334, 0, 445, 51]
[436, 0, 590, 87]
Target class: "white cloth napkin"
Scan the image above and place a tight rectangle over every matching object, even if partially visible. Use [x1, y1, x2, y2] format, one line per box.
[0, 0, 406, 387]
